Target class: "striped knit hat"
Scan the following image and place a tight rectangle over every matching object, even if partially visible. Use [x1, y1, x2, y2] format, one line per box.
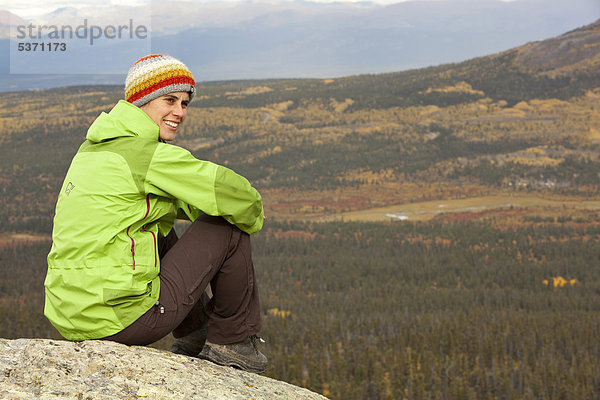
[125, 54, 196, 107]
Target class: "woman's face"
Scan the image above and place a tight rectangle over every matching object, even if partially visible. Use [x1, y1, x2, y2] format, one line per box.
[140, 91, 190, 141]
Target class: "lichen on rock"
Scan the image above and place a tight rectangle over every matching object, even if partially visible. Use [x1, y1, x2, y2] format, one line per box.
[0, 338, 328, 400]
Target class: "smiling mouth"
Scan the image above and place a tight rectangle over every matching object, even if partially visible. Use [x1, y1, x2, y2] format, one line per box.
[164, 120, 179, 129]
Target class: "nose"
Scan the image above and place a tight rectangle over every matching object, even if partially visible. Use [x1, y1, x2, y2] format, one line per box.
[172, 102, 186, 118]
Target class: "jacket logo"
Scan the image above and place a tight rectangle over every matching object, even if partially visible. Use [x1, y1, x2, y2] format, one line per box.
[65, 182, 75, 196]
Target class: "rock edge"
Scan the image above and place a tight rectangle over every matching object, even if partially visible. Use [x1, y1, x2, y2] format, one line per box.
[0, 338, 328, 400]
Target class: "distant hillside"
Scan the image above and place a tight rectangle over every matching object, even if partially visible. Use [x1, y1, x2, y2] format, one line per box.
[191, 18, 600, 110]
[514, 18, 600, 74]
[0, 20, 599, 230]
[1, 0, 599, 91]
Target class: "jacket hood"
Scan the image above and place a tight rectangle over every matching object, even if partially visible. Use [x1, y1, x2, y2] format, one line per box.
[87, 100, 159, 143]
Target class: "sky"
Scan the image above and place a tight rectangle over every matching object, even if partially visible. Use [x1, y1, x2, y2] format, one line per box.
[4, 0, 149, 19]
[4, 0, 516, 20]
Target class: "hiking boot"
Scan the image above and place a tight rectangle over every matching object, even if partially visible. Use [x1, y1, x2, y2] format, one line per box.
[198, 335, 268, 374]
[170, 325, 207, 357]
[171, 292, 210, 357]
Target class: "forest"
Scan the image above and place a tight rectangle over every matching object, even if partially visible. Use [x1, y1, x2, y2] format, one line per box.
[1, 79, 599, 231]
[1, 19, 600, 400]
[3, 217, 600, 399]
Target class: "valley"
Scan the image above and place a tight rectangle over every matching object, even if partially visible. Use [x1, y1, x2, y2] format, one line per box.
[1, 19, 600, 400]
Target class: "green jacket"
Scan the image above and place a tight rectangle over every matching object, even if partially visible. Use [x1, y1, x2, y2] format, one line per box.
[44, 100, 264, 341]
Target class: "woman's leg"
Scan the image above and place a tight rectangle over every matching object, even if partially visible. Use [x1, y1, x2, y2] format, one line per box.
[105, 214, 261, 346]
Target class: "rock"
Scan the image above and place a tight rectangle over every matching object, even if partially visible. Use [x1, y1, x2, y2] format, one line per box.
[0, 338, 328, 400]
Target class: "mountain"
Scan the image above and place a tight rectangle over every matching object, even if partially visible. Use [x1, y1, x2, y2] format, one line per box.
[0, 18, 599, 229]
[183, 18, 600, 110]
[1, 0, 598, 91]
[0, 10, 25, 25]
[514, 18, 600, 74]
[0, 10, 25, 39]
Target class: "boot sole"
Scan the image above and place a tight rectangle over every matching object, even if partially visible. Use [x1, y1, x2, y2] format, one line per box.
[199, 344, 267, 374]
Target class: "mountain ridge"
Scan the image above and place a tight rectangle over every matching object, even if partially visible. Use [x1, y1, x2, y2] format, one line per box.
[513, 18, 600, 74]
[1, 0, 598, 91]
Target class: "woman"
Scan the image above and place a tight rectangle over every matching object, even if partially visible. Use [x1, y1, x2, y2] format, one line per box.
[44, 54, 267, 374]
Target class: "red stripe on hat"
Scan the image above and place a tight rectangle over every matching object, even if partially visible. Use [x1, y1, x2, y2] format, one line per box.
[127, 75, 195, 104]
[132, 54, 165, 67]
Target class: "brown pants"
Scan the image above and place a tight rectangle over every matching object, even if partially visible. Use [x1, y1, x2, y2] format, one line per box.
[105, 214, 261, 346]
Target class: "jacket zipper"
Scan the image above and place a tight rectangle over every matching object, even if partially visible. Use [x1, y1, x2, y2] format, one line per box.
[127, 194, 157, 270]
[126, 226, 136, 270]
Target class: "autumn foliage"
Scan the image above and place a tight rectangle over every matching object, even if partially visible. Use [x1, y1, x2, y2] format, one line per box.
[2, 23, 600, 399]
